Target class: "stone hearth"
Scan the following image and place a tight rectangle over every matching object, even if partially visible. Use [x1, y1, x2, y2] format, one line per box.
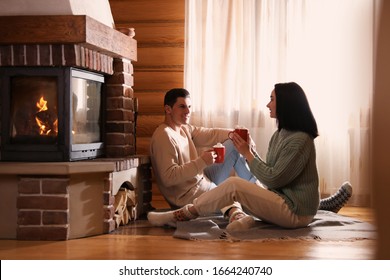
[0, 156, 152, 240]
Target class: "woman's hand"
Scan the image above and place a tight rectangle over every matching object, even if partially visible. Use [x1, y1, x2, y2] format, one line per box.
[231, 133, 255, 163]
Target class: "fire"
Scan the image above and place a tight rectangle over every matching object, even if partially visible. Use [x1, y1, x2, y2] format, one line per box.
[36, 97, 48, 112]
[35, 96, 58, 135]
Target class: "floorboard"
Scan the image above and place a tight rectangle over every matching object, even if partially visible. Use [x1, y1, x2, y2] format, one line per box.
[0, 205, 376, 260]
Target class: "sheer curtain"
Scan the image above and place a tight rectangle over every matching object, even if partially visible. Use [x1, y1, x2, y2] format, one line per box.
[184, 0, 375, 206]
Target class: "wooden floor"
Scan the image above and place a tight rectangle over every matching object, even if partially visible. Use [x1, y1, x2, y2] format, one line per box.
[0, 192, 377, 260]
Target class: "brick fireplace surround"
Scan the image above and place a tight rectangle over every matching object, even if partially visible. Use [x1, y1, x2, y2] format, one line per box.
[0, 16, 153, 240]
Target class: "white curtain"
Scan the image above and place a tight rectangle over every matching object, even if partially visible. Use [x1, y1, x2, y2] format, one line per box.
[184, 0, 375, 206]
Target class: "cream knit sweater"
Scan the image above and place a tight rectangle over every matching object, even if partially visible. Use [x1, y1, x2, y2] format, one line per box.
[150, 123, 230, 208]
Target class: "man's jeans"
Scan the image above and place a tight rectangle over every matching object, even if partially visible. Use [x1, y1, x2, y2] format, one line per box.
[203, 139, 257, 188]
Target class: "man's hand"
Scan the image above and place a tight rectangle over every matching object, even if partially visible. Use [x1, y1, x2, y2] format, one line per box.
[200, 149, 216, 165]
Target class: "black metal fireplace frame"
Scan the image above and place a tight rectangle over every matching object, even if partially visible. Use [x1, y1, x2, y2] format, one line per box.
[0, 66, 105, 162]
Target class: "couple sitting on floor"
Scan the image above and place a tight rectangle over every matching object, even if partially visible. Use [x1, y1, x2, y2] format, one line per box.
[147, 86, 352, 232]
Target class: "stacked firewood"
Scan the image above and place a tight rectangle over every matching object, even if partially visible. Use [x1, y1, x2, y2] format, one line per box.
[113, 187, 137, 227]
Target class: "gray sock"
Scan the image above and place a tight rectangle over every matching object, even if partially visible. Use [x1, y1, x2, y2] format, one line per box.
[319, 182, 353, 213]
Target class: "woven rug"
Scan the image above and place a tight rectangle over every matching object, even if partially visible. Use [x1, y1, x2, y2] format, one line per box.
[173, 210, 376, 242]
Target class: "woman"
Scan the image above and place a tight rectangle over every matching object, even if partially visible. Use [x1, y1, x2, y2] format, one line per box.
[148, 82, 352, 231]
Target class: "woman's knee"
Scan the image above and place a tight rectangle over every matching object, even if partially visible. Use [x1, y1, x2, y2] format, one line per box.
[218, 176, 246, 193]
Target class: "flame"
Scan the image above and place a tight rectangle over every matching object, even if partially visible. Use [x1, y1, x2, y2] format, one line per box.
[36, 97, 48, 112]
[35, 96, 58, 136]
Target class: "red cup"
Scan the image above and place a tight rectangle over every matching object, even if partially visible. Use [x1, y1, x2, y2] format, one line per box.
[228, 128, 249, 142]
[213, 145, 225, 163]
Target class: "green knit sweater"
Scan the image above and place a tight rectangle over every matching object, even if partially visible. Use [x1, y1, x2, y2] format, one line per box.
[248, 129, 320, 216]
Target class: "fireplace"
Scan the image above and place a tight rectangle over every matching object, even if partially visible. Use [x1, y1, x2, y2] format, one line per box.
[0, 15, 154, 241]
[0, 67, 105, 161]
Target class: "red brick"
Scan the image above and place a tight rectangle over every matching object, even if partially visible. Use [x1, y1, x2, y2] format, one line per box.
[18, 210, 41, 225]
[105, 109, 135, 122]
[80, 46, 86, 67]
[13, 44, 25, 65]
[101, 54, 114, 74]
[105, 122, 134, 133]
[42, 211, 69, 225]
[87, 48, 93, 69]
[105, 145, 135, 158]
[107, 56, 114, 74]
[113, 58, 133, 73]
[63, 44, 78, 66]
[17, 227, 43, 240]
[42, 178, 69, 194]
[104, 175, 113, 192]
[84, 46, 89, 68]
[18, 179, 40, 194]
[106, 72, 133, 86]
[103, 205, 115, 219]
[90, 49, 96, 70]
[105, 133, 134, 145]
[101, 53, 107, 72]
[106, 84, 134, 98]
[89, 49, 94, 69]
[39, 44, 51, 65]
[17, 196, 68, 210]
[17, 226, 69, 240]
[26, 45, 39, 65]
[0, 45, 12, 65]
[41, 227, 69, 240]
[96, 50, 101, 71]
[103, 192, 115, 206]
[103, 219, 116, 233]
[51, 44, 63, 65]
[106, 96, 135, 110]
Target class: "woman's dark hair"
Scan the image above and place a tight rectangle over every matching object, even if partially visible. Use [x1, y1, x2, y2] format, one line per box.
[164, 88, 190, 107]
[274, 82, 319, 138]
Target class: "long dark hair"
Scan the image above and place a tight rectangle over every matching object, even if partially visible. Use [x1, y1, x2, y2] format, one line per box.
[274, 82, 319, 139]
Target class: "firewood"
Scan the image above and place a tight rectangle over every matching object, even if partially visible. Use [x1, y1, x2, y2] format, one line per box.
[114, 187, 138, 227]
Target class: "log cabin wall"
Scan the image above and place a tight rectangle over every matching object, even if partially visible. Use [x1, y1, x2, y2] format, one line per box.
[109, 0, 185, 155]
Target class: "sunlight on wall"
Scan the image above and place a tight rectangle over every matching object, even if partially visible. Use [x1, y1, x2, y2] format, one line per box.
[294, 1, 373, 202]
[185, 0, 375, 205]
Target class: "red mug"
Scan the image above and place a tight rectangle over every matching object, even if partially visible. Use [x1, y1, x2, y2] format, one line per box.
[213, 143, 225, 163]
[228, 127, 249, 142]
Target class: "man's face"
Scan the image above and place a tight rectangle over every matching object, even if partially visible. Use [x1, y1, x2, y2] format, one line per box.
[166, 97, 192, 126]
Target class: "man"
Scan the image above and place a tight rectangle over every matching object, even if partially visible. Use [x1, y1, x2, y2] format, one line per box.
[150, 88, 256, 209]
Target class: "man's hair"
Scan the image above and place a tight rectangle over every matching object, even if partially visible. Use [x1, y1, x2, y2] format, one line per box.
[164, 88, 190, 107]
[274, 82, 319, 138]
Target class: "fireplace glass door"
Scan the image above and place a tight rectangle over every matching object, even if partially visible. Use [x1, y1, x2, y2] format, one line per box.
[10, 76, 59, 145]
[0, 67, 104, 161]
[72, 76, 101, 144]
[70, 69, 104, 160]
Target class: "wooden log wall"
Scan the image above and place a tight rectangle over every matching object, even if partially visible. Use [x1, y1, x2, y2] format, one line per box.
[109, 0, 185, 155]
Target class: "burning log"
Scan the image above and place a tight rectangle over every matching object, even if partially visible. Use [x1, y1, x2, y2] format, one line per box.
[35, 109, 58, 136]
[35, 96, 58, 136]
